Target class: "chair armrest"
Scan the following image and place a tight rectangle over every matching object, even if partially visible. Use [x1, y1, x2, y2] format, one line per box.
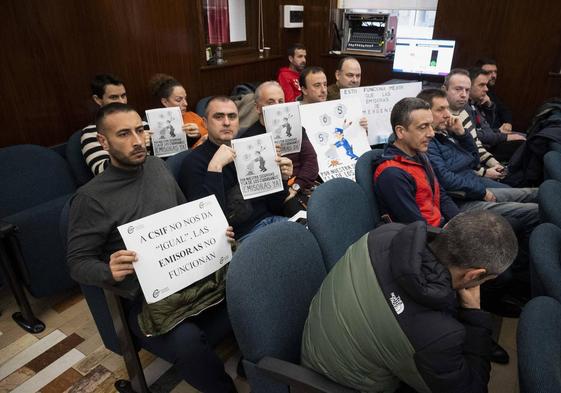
[98, 278, 139, 300]
[256, 357, 358, 393]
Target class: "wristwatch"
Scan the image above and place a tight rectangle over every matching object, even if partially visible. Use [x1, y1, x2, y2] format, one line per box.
[291, 183, 301, 192]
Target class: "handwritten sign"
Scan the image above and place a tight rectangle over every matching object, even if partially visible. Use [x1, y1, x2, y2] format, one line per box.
[145, 107, 188, 157]
[117, 195, 231, 304]
[231, 133, 284, 199]
[262, 101, 302, 155]
[341, 82, 422, 145]
[299, 98, 370, 181]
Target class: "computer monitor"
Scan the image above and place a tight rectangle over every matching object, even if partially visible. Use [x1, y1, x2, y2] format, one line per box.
[392, 38, 456, 76]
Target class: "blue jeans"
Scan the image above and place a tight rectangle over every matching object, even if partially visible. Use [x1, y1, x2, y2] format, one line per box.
[238, 215, 288, 242]
[480, 177, 511, 189]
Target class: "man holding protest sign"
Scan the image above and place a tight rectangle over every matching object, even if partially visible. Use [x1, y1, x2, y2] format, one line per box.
[179, 96, 294, 241]
[67, 103, 237, 393]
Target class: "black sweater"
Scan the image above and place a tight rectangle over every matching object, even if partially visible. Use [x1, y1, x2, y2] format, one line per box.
[178, 139, 287, 239]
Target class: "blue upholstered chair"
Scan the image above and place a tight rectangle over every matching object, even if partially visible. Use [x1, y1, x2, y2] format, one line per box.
[164, 149, 191, 181]
[65, 129, 94, 186]
[543, 150, 561, 182]
[550, 141, 561, 154]
[195, 96, 213, 117]
[227, 221, 358, 393]
[307, 178, 377, 271]
[0, 144, 77, 332]
[538, 179, 561, 228]
[529, 223, 561, 300]
[355, 148, 384, 225]
[518, 296, 561, 393]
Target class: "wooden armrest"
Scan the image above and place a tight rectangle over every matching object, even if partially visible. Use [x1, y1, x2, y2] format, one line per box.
[257, 357, 358, 393]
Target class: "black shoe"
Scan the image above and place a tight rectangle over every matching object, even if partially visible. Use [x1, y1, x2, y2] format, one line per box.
[490, 341, 510, 364]
[481, 294, 524, 318]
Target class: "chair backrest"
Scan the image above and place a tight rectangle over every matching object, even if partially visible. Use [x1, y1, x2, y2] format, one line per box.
[227, 222, 326, 391]
[355, 149, 384, 225]
[544, 150, 561, 182]
[165, 149, 191, 181]
[538, 179, 561, 228]
[0, 144, 76, 218]
[550, 141, 561, 154]
[195, 96, 213, 117]
[66, 130, 94, 186]
[518, 296, 561, 393]
[307, 178, 376, 271]
[529, 223, 561, 301]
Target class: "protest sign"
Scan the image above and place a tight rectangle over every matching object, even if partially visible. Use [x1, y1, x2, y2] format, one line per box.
[262, 101, 302, 155]
[117, 195, 231, 304]
[299, 97, 370, 181]
[145, 107, 188, 157]
[231, 133, 284, 199]
[341, 82, 422, 145]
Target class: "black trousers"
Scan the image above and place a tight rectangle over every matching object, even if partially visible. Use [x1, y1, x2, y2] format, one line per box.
[128, 300, 235, 393]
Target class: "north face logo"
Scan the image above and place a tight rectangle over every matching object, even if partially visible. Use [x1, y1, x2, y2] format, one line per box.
[390, 292, 405, 315]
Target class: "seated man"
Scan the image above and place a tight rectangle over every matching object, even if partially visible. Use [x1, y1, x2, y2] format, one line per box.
[326, 56, 361, 100]
[475, 57, 513, 132]
[443, 68, 507, 185]
[374, 97, 459, 227]
[276, 43, 306, 102]
[467, 67, 525, 161]
[299, 66, 328, 105]
[242, 81, 319, 216]
[67, 103, 236, 392]
[302, 210, 517, 393]
[179, 96, 293, 241]
[80, 74, 150, 175]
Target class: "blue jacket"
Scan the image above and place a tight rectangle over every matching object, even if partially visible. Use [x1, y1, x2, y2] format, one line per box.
[427, 131, 487, 200]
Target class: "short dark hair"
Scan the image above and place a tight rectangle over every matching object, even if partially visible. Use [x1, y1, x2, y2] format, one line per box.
[443, 68, 469, 88]
[431, 210, 517, 275]
[95, 102, 137, 133]
[299, 66, 325, 89]
[204, 95, 236, 118]
[475, 57, 497, 67]
[417, 89, 447, 107]
[148, 73, 182, 100]
[390, 97, 430, 132]
[90, 74, 124, 97]
[288, 43, 306, 57]
[468, 67, 490, 82]
[337, 56, 358, 71]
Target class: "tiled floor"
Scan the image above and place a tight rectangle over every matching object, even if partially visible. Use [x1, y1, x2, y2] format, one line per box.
[0, 286, 518, 392]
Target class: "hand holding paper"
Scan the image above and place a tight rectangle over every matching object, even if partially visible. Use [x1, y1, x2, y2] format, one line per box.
[109, 250, 137, 282]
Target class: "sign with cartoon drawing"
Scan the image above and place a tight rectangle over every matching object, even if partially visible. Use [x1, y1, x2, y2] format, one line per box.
[145, 107, 188, 157]
[262, 102, 302, 155]
[341, 82, 422, 145]
[299, 97, 370, 181]
[231, 133, 284, 199]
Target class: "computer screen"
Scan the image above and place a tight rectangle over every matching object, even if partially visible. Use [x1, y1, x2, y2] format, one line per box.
[392, 38, 456, 76]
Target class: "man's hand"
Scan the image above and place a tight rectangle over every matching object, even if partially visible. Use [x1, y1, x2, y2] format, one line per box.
[284, 187, 298, 202]
[109, 250, 137, 282]
[359, 117, 368, 134]
[276, 156, 293, 180]
[208, 145, 236, 172]
[484, 165, 506, 179]
[499, 123, 512, 134]
[225, 226, 235, 244]
[479, 94, 492, 107]
[144, 131, 153, 147]
[446, 115, 465, 136]
[507, 133, 526, 142]
[183, 123, 201, 139]
[458, 286, 481, 309]
[484, 189, 497, 202]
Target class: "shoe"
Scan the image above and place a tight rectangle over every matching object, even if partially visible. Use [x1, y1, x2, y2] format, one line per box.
[481, 294, 524, 318]
[490, 340, 509, 364]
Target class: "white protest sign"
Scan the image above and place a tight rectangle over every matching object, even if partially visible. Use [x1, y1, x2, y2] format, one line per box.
[117, 195, 231, 304]
[262, 102, 302, 155]
[341, 82, 422, 145]
[299, 98, 370, 181]
[145, 107, 188, 158]
[231, 133, 284, 199]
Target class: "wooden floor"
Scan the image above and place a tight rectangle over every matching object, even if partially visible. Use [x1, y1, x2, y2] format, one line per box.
[0, 287, 518, 392]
